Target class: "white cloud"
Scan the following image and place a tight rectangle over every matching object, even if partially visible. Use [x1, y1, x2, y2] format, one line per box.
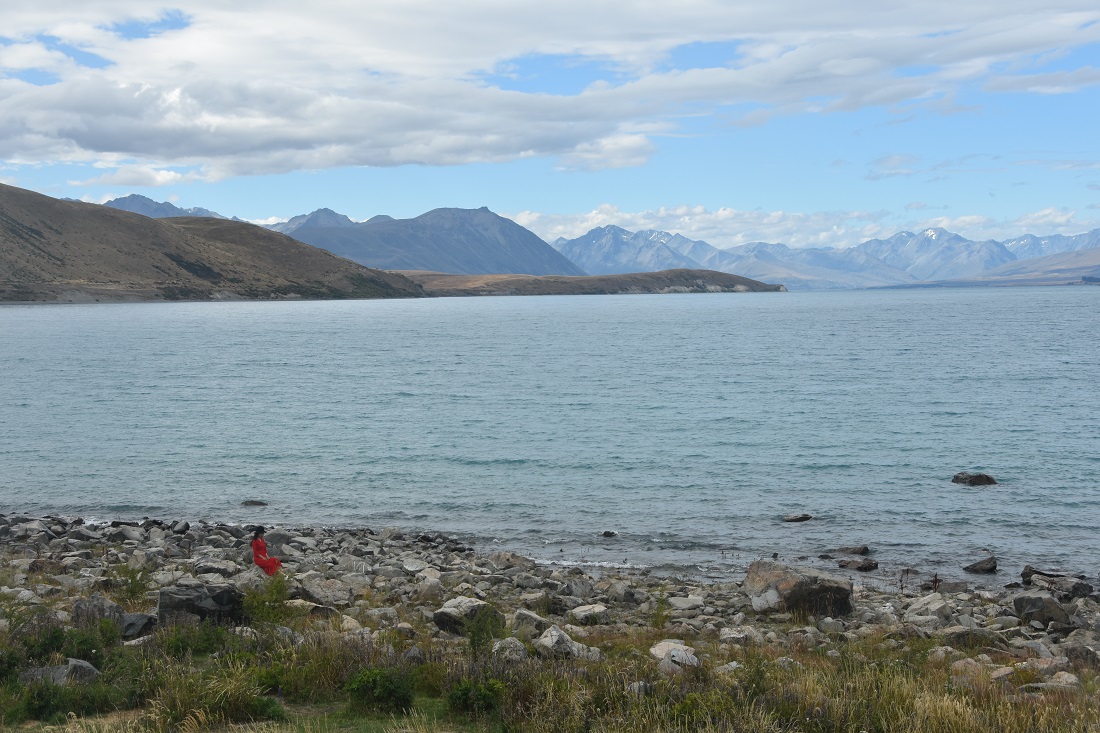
[70, 164, 201, 187]
[0, 2, 1098, 182]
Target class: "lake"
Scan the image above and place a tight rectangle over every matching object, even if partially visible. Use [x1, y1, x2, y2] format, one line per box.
[1, 286, 1098, 584]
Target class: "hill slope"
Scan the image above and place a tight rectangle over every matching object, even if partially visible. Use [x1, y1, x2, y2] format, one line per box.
[285, 207, 587, 276]
[399, 268, 785, 296]
[0, 184, 422, 302]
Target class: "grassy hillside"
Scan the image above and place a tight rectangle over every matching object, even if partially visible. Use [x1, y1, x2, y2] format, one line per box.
[0, 184, 423, 303]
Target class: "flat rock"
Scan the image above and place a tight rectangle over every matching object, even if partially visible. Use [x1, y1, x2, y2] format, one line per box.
[783, 514, 813, 523]
[963, 556, 997, 574]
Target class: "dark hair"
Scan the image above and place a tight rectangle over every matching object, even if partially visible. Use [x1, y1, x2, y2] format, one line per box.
[252, 525, 265, 539]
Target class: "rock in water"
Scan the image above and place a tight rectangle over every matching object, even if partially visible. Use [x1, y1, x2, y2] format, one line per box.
[838, 558, 878, 572]
[782, 514, 813, 523]
[952, 472, 997, 486]
[963, 556, 997, 574]
[743, 560, 853, 616]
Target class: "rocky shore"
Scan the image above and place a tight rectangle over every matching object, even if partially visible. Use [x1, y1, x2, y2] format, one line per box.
[3, 511, 1099, 697]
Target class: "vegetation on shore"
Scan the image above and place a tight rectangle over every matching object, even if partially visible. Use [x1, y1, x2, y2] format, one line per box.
[2, 572, 1099, 732]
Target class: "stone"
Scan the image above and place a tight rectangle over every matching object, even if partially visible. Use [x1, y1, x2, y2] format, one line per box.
[783, 513, 813, 522]
[667, 596, 705, 611]
[492, 636, 528, 663]
[158, 580, 244, 624]
[835, 545, 870, 555]
[512, 608, 552, 640]
[20, 658, 101, 686]
[743, 561, 853, 616]
[121, 612, 157, 639]
[171, 520, 190, 534]
[570, 604, 609, 625]
[940, 626, 1007, 650]
[650, 639, 699, 674]
[1013, 592, 1070, 627]
[952, 472, 997, 486]
[432, 597, 505, 636]
[714, 661, 743, 676]
[72, 594, 124, 629]
[300, 578, 352, 608]
[963, 556, 997, 574]
[601, 530, 618, 538]
[838, 558, 878, 571]
[534, 625, 601, 661]
[907, 593, 953, 621]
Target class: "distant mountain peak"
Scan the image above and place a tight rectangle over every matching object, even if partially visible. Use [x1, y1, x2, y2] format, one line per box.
[103, 194, 226, 220]
[267, 208, 356, 234]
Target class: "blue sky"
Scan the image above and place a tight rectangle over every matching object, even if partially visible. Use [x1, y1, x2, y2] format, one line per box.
[1, 2, 1099, 248]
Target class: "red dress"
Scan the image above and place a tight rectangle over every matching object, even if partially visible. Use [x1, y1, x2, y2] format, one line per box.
[251, 537, 283, 576]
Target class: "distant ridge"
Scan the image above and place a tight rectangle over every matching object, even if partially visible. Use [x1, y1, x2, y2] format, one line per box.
[554, 224, 1100, 290]
[0, 184, 422, 303]
[283, 206, 586, 276]
[103, 193, 229, 220]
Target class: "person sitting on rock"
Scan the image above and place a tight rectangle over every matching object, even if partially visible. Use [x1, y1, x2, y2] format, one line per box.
[250, 525, 283, 576]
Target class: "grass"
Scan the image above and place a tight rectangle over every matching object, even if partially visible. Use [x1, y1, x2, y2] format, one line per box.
[2, 576, 1098, 733]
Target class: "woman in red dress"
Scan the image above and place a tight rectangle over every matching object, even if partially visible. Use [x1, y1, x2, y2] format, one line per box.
[251, 526, 283, 576]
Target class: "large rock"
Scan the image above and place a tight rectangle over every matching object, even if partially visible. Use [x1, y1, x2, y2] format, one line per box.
[743, 561, 853, 616]
[158, 579, 243, 624]
[512, 608, 552, 640]
[1013, 591, 1070, 626]
[72, 594, 124, 628]
[963, 556, 997, 574]
[906, 593, 954, 622]
[432, 597, 505, 636]
[534, 625, 601, 661]
[20, 658, 100, 686]
[952, 472, 997, 486]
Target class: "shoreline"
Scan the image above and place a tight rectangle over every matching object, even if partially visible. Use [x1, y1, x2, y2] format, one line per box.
[3, 509, 1100, 729]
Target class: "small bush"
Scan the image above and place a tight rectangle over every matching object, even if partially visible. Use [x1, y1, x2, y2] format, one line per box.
[160, 620, 232, 658]
[244, 574, 302, 627]
[465, 607, 505, 661]
[18, 679, 127, 724]
[344, 667, 414, 714]
[410, 661, 447, 697]
[447, 677, 506, 717]
[106, 564, 152, 609]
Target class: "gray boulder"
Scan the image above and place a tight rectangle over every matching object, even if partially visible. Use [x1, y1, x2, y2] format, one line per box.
[963, 556, 997, 574]
[534, 625, 601, 661]
[122, 612, 157, 639]
[492, 636, 529, 663]
[158, 579, 243, 624]
[433, 597, 504, 636]
[743, 561, 853, 616]
[1014, 591, 1071, 627]
[20, 658, 100, 686]
[72, 594, 124, 629]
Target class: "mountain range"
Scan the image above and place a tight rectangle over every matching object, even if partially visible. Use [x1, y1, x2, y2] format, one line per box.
[554, 225, 1100, 289]
[0, 186, 783, 302]
[100, 194, 1100, 289]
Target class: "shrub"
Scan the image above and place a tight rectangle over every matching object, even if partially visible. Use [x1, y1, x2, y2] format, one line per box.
[344, 667, 414, 714]
[106, 564, 152, 609]
[141, 659, 283, 730]
[243, 574, 303, 627]
[447, 677, 506, 717]
[17, 679, 127, 724]
[465, 607, 505, 661]
[160, 620, 232, 658]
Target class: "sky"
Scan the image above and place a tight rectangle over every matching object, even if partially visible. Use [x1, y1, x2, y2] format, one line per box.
[1, 2, 1099, 249]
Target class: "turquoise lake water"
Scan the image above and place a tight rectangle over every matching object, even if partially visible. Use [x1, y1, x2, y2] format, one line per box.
[2, 287, 1098, 584]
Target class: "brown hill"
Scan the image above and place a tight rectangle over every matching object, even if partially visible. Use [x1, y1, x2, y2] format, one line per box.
[399, 269, 786, 296]
[0, 183, 422, 303]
